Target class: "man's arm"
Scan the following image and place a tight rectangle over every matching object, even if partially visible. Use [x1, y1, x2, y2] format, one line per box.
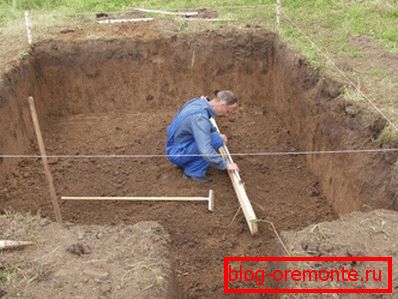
[190, 115, 228, 169]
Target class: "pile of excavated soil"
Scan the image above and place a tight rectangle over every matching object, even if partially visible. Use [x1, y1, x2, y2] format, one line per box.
[0, 214, 175, 298]
[276, 209, 398, 297]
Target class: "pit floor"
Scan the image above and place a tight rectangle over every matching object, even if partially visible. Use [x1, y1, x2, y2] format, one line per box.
[1, 104, 337, 297]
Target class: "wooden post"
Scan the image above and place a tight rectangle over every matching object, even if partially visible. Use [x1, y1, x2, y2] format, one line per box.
[276, 0, 281, 32]
[210, 118, 258, 235]
[24, 10, 32, 45]
[28, 96, 62, 223]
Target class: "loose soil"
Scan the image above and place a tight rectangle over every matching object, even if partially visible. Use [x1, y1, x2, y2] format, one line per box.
[0, 214, 175, 298]
[1, 103, 337, 297]
[277, 209, 398, 298]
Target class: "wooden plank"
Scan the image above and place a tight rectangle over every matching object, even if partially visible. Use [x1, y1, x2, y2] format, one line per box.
[97, 17, 153, 24]
[210, 118, 258, 235]
[135, 8, 199, 16]
[28, 96, 63, 224]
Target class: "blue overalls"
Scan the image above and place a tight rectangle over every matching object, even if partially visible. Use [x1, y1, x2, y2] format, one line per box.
[166, 98, 227, 178]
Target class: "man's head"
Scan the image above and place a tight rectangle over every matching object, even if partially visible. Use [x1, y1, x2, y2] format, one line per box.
[210, 90, 238, 116]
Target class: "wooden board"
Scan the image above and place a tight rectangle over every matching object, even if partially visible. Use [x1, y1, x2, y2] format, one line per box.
[210, 118, 258, 235]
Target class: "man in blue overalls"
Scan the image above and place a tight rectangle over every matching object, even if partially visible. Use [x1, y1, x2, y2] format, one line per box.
[166, 90, 240, 183]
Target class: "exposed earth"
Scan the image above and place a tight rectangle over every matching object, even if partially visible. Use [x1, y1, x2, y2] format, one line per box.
[0, 15, 397, 298]
[0, 214, 175, 298]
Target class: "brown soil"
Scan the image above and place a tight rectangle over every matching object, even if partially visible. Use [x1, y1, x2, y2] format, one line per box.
[0, 22, 397, 297]
[0, 214, 175, 298]
[95, 10, 147, 20]
[0, 102, 337, 297]
[177, 8, 218, 19]
[277, 209, 398, 298]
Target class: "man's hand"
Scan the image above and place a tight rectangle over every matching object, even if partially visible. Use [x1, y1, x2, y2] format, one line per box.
[221, 134, 228, 144]
[227, 162, 240, 172]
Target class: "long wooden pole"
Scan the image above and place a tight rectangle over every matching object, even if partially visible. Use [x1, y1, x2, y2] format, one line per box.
[135, 8, 199, 16]
[28, 96, 62, 223]
[62, 196, 208, 201]
[97, 17, 154, 24]
[61, 190, 215, 212]
[210, 118, 258, 235]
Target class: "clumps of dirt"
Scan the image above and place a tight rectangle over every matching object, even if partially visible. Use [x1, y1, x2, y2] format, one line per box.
[276, 209, 398, 294]
[96, 10, 147, 21]
[0, 212, 176, 298]
[66, 243, 92, 256]
[177, 8, 218, 19]
[283, 209, 398, 257]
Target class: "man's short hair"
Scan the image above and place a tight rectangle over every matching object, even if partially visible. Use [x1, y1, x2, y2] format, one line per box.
[215, 90, 237, 105]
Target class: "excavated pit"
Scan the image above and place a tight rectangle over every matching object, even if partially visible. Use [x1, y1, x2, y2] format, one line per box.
[1, 26, 397, 297]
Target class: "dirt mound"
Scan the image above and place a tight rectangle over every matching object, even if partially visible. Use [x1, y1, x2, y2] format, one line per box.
[277, 209, 398, 296]
[0, 213, 175, 298]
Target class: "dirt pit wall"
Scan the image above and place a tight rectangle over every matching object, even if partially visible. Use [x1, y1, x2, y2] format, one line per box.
[0, 27, 397, 215]
[268, 39, 398, 213]
[0, 59, 39, 181]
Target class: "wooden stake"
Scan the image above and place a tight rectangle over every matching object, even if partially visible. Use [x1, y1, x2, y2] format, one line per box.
[62, 189, 215, 212]
[210, 118, 258, 235]
[28, 96, 62, 223]
[276, 0, 281, 32]
[0, 240, 33, 251]
[24, 10, 32, 45]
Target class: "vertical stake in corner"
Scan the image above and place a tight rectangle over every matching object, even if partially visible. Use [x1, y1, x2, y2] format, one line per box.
[24, 10, 33, 45]
[27, 96, 62, 223]
[276, 0, 281, 32]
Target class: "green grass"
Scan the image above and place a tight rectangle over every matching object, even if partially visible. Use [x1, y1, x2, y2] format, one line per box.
[0, 265, 20, 289]
[2, 1, 395, 62]
[376, 124, 398, 145]
[3, 209, 38, 224]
